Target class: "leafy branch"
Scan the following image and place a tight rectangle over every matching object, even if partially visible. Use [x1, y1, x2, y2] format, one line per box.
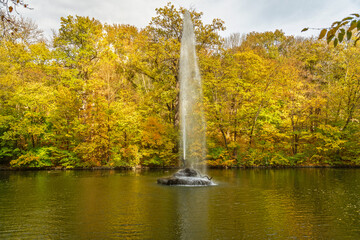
[302, 13, 360, 46]
[1, 0, 31, 35]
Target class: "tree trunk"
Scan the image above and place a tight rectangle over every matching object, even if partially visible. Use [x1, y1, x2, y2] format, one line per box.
[249, 101, 263, 148]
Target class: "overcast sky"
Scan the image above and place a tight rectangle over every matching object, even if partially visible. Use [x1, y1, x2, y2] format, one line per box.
[16, 0, 360, 39]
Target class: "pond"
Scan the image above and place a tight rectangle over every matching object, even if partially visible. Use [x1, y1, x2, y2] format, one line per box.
[0, 168, 359, 239]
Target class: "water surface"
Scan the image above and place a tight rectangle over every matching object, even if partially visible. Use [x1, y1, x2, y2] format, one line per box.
[0, 168, 359, 239]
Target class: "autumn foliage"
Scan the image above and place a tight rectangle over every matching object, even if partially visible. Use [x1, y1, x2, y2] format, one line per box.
[1, 3, 360, 168]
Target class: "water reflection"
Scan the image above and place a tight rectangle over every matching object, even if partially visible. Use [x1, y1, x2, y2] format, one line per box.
[173, 186, 209, 239]
[0, 169, 360, 239]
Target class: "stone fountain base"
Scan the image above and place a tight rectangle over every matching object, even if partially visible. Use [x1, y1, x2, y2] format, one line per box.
[157, 168, 214, 186]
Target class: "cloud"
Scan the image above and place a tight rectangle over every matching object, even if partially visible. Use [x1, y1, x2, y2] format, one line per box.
[16, 0, 360, 39]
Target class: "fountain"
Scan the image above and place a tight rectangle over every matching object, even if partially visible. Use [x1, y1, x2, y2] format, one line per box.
[157, 10, 213, 186]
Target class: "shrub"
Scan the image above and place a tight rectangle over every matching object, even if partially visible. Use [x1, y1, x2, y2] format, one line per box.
[10, 147, 81, 168]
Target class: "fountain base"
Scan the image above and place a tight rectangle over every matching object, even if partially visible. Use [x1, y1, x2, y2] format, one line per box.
[157, 168, 213, 186]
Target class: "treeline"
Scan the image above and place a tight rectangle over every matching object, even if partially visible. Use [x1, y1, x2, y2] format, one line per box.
[1, 3, 360, 168]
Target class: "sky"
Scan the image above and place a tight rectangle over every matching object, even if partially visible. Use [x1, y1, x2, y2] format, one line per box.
[15, 0, 360, 39]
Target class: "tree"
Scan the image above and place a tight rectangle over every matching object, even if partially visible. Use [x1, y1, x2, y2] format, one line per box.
[54, 15, 103, 80]
[127, 3, 225, 166]
[133, 2, 225, 127]
[0, 18, 56, 165]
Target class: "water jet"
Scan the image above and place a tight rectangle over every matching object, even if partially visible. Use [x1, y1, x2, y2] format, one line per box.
[157, 10, 213, 186]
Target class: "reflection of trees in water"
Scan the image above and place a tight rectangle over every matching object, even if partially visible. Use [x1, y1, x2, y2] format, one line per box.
[174, 187, 209, 240]
[209, 168, 360, 238]
[1, 169, 360, 238]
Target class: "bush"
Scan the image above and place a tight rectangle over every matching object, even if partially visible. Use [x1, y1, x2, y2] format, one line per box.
[238, 150, 291, 167]
[10, 147, 81, 168]
[10, 151, 52, 168]
[0, 147, 22, 164]
[108, 145, 141, 168]
[207, 147, 235, 167]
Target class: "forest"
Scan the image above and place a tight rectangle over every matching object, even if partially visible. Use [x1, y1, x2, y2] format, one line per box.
[1, 3, 360, 168]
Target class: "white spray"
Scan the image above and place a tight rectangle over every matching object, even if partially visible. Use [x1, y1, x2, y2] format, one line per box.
[179, 10, 206, 172]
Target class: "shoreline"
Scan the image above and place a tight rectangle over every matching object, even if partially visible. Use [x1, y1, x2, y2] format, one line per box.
[1, 165, 360, 171]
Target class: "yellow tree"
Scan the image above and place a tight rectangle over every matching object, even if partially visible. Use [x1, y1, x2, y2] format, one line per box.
[133, 2, 225, 127]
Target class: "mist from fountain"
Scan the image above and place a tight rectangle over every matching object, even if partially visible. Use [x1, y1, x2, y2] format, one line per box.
[157, 10, 212, 186]
[179, 10, 206, 173]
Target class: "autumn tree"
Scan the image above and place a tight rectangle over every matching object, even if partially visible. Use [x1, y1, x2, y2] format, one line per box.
[133, 2, 225, 127]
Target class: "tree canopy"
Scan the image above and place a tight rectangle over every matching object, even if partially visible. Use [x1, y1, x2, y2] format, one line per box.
[1, 3, 360, 168]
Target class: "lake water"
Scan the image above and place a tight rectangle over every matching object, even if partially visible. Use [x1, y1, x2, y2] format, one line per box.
[0, 168, 359, 239]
